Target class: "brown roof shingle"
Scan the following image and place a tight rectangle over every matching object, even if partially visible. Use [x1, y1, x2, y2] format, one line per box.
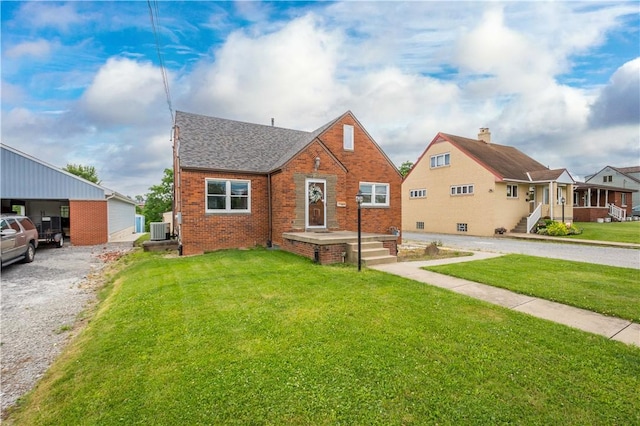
[439, 133, 550, 181]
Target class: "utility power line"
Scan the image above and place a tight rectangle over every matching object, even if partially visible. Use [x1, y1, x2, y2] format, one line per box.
[147, 0, 173, 122]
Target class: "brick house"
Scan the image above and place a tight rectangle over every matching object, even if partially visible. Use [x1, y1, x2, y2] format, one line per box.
[172, 111, 402, 263]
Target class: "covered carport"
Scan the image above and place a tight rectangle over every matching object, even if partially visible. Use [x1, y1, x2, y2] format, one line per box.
[1, 144, 136, 245]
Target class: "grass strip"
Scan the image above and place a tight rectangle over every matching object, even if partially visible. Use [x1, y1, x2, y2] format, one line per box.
[9, 249, 640, 425]
[425, 254, 640, 321]
[567, 221, 640, 244]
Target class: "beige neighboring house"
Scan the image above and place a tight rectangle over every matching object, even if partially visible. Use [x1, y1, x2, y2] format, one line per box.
[402, 129, 575, 236]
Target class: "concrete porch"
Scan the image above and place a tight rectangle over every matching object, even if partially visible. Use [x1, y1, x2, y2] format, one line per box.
[281, 231, 398, 266]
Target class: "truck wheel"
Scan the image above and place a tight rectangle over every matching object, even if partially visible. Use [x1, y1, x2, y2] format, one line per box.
[56, 236, 64, 248]
[23, 243, 35, 263]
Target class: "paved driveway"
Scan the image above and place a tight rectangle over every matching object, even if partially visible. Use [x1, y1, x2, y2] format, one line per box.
[403, 232, 640, 269]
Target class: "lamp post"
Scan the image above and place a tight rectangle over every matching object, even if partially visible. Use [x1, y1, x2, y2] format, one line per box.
[355, 190, 363, 271]
[561, 197, 566, 223]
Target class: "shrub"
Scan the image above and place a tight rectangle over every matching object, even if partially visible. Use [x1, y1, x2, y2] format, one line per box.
[546, 221, 568, 236]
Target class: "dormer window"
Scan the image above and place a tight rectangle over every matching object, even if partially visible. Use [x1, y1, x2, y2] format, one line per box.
[343, 125, 354, 150]
[430, 153, 450, 168]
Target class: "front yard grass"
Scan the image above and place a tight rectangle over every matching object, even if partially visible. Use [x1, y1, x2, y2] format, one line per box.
[426, 254, 640, 322]
[567, 221, 640, 244]
[8, 250, 640, 425]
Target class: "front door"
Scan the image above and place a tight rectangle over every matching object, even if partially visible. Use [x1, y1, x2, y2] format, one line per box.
[306, 179, 326, 229]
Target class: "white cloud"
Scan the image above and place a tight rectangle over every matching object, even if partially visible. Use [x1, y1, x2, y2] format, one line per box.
[5, 39, 53, 59]
[16, 2, 85, 32]
[589, 58, 640, 127]
[81, 57, 169, 127]
[183, 14, 347, 129]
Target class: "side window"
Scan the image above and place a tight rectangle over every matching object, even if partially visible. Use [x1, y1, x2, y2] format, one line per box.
[0, 219, 9, 231]
[18, 217, 36, 231]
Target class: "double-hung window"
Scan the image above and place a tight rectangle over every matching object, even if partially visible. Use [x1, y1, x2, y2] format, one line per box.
[359, 182, 389, 207]
[507, 184, 518, 198]
[430, 153, 450, 168]
[206, 179, 250, 213]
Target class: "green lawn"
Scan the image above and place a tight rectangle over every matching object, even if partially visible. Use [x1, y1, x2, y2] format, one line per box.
[8, 250, 640, 425]
[568, 221, 640, 244]
[426, 254, 640, 322]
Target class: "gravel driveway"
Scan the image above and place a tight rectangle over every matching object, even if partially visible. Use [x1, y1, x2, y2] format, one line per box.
[1, 242, 134, 416]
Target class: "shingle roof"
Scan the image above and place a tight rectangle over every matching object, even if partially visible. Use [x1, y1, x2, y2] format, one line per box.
[439, 133, 549, 181]
[175, 111, 339, 173]
[614, 166, 640, 174]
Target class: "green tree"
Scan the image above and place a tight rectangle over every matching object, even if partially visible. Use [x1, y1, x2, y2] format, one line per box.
[63, 163, 100, 184]
[399, 161, 414, 178]
[143, 168, 173, 230]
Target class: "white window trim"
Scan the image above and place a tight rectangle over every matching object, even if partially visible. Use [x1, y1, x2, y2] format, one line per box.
[409, 189, 427, 199]
[360, 182, 390, 207]
[430, 153, 450, 168]
[507, 184, 518, 198]
[450, 184, 474, 196]
[205, 178, 251, 213]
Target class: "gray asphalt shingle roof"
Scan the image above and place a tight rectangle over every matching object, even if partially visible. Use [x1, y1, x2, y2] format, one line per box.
[175, 111, 337, 173]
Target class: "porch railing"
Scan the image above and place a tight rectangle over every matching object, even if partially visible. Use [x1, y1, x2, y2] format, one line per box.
[608, 203, 626, 222]
[527, 203, 543, 233]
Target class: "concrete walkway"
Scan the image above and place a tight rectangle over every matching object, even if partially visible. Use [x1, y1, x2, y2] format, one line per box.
[371, 251, 640, 347]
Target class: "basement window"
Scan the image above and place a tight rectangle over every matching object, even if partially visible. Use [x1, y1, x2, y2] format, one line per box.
[457, 223, 468, 232]
[416, 221, 424, 230]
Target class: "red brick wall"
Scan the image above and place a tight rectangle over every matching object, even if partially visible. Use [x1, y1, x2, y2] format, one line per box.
[281, 238, 347, 264]
[271, 140, 348, 246]
[317, 113, 402, 241]
[69, 200, 108, 245]
[178, 170, 269, 255]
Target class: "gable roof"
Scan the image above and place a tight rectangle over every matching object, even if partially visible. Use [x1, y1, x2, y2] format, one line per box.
[585, 165, 640, 183]
[175, 111, 339, 173]
[438, 133, 553, 181]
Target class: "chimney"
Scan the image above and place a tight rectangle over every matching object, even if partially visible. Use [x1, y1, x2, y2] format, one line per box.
[478, 127, 491, 143]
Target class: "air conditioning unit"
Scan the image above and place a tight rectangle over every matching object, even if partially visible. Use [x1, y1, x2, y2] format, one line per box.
[150, 222, 169, 241]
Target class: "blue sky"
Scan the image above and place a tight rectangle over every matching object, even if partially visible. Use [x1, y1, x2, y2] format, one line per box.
[2, 1, 639, 197]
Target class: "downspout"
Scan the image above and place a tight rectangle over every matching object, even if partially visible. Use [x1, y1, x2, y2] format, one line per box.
[267, 172, 273, 247]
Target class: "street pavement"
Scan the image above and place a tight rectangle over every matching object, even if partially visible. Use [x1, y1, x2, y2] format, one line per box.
[403, 232, 640, 269]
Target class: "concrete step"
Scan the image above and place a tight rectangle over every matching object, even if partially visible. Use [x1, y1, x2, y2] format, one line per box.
[346, 241, 383, 252]
[362, 255, 397, 266]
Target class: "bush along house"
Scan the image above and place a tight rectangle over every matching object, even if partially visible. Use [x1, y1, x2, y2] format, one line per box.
[172, 111, 402, 265]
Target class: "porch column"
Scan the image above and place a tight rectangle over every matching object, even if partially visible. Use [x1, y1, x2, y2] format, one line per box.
[549, 182, 554, 219]
[597, 189, 600, 207]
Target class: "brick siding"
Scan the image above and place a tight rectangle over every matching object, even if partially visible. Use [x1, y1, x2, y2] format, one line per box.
[178, 170, 269, 256]
[69, 200, 108, 245]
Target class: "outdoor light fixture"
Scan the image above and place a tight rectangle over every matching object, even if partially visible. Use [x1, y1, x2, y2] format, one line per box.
[355, 190, 363, 271]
